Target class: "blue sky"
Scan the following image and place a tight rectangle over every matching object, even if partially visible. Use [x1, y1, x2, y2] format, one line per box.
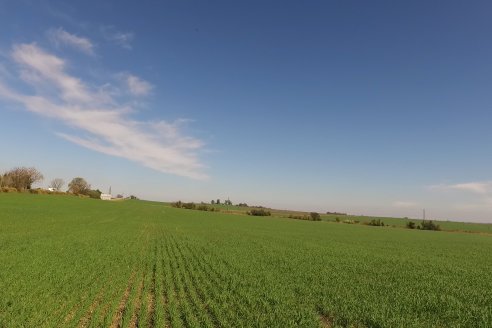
[1, 0, 492, 222]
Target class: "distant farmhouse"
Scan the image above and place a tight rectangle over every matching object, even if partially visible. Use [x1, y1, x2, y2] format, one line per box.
[100, 186, 112, 200]
[100, 193, 112, 201]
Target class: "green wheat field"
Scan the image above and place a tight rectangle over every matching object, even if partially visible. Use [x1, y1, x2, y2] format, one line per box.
[1, 193, 491, 327]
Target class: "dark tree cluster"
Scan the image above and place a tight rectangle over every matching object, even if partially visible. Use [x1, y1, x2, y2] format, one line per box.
[210, 198, 233, 205]
[86, 189, 102, 199]
[406, 220, 440, 231]
[406, 221, 416, 229]
[247, 209, 271, 216]
[326, 211, 347, 216]
[172, 201, 219, 212]
[288, 212, 321, 221]
[367, 219, 385, 227]
[420, 220, 440, 231]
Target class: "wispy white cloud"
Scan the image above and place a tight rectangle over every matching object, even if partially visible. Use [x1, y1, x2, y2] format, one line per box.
[101, 26, 134, 50]
[0, 43, 207, 180]
[429, 181, 492, 218]
[452, 197, 492, 212]
[122, 74, 153, 96]
[454, 203, 491, 211]
[47, 27, 95, 55]
[429, 181, 492, 194]
[392, 201, 418, 208]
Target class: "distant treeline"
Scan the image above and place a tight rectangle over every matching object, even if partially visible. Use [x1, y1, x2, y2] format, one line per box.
[288, 212, 321, 221]
[247, 209, 271, 216]
[406, 220, 440, 231]
[334, 217, 441, 231]
[210, 199, 233, 205]
[171, 201, 220, 212]
[1, 166, 136, 200]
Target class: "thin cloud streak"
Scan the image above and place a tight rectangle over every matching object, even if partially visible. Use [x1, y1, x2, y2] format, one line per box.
[47, 27, 95, 55]
[101, 26, 134, 49]
[429, 182, 492, 194]
[0, 43, 207, 180]
[392, 201, 418, 208]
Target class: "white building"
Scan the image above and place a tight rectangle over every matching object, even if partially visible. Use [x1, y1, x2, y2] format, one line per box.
[100, 193, 112, 200]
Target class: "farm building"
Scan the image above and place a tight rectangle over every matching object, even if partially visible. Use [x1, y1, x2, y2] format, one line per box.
[100, 193, 112, 200]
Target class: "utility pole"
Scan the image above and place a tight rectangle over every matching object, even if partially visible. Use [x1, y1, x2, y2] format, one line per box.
[423, 208, 426, 221]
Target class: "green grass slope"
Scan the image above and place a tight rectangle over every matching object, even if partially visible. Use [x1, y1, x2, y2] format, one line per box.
[0, 193, 491, 327]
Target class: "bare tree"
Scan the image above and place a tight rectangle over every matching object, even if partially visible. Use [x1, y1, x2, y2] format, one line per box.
[68, 177, 90, 195]
[25, 167, 44, 189]
[49, 178, 65, 191]
[0, 173, 12, 187]
[3, 167, 43, 190]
